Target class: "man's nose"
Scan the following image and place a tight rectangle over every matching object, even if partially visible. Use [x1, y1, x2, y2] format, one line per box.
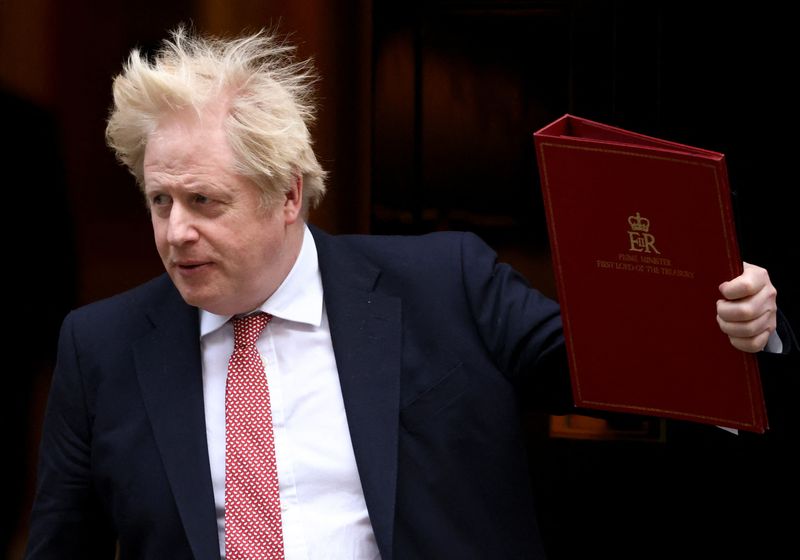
[165, 203, 200, 245]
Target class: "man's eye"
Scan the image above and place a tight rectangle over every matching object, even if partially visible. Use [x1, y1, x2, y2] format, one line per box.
[194, 194, 211, 204]
[151, 194, 170, 206]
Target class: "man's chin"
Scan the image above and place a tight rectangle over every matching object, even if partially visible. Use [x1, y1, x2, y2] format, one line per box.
[176, 289, 211, 311]
[169, 276, 215, 311]
[174, 286, 244, 316]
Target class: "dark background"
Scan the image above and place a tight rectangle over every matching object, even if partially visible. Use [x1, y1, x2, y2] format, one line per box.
[2, 1, 796, 558]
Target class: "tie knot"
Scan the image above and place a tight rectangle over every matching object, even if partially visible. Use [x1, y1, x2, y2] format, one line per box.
[232, 312, 272, 349]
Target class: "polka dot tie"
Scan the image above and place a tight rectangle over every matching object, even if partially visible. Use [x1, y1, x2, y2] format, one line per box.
[225, 312, 285, 559]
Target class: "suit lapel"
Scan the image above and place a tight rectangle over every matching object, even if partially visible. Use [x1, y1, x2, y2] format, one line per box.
[312, 227, 401, 560]
[133, 280, 220, 560]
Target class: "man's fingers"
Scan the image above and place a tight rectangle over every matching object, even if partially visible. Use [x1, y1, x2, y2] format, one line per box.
[718, 262, 771, 301]
[716, 292, 777, 322]
[716, 262, 778, 354]
[716, 284, 777, 322]
[727, 330, 772, 353]
[716, 309, 775, 339]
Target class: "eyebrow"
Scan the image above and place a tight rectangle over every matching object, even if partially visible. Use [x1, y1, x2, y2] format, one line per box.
[143, 175, 232, 197]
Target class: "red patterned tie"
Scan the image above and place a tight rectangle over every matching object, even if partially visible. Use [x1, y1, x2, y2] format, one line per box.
[225, 312, 285, 559]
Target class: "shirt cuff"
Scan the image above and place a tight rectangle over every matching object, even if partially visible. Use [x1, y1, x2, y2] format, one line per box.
[764, 330, 783, 354]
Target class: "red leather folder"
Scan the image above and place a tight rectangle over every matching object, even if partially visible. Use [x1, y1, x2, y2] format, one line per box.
[534, 114, 767, 432]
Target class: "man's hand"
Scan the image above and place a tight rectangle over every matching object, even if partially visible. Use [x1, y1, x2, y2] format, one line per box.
[717, 263, 777, 352]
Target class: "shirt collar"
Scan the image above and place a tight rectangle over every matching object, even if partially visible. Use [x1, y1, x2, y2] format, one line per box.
[199, 224, 323, 337]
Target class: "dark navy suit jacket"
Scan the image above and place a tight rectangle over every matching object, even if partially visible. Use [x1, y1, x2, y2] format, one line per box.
[26, 227, 569, 560]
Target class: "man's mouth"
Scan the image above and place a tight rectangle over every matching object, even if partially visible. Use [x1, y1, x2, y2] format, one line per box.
[174, 261, 212, 271]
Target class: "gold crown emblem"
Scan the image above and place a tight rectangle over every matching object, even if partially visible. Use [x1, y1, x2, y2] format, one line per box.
[628, 212, 650, 232]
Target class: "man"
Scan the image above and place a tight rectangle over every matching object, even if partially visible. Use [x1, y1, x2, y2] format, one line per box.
[25, 28, 783, 560]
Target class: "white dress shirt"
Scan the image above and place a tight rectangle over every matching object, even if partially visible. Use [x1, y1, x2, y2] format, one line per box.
[200, 226, 380, 560]
[766, 330, 783, 353]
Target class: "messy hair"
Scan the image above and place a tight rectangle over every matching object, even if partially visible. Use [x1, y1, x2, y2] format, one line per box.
[105, 26, 326, 209]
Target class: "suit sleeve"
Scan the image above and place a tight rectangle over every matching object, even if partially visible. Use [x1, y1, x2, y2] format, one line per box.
[25, 313, 116, 559]
[457, 232, 574, 413]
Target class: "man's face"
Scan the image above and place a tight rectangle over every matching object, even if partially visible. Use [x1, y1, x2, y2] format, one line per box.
[143, 109, 303, 315]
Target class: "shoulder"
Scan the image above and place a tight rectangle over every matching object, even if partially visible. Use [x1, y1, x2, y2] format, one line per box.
[63, 274, 180, 340]
[340, 229, 487, 253]
[311, 226, 495, 276]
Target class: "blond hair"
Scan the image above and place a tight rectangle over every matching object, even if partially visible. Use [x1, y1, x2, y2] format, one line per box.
[105, 26, 326, 209]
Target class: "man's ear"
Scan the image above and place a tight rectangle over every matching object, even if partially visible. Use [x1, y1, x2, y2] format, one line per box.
[283, 174, 303, 224]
